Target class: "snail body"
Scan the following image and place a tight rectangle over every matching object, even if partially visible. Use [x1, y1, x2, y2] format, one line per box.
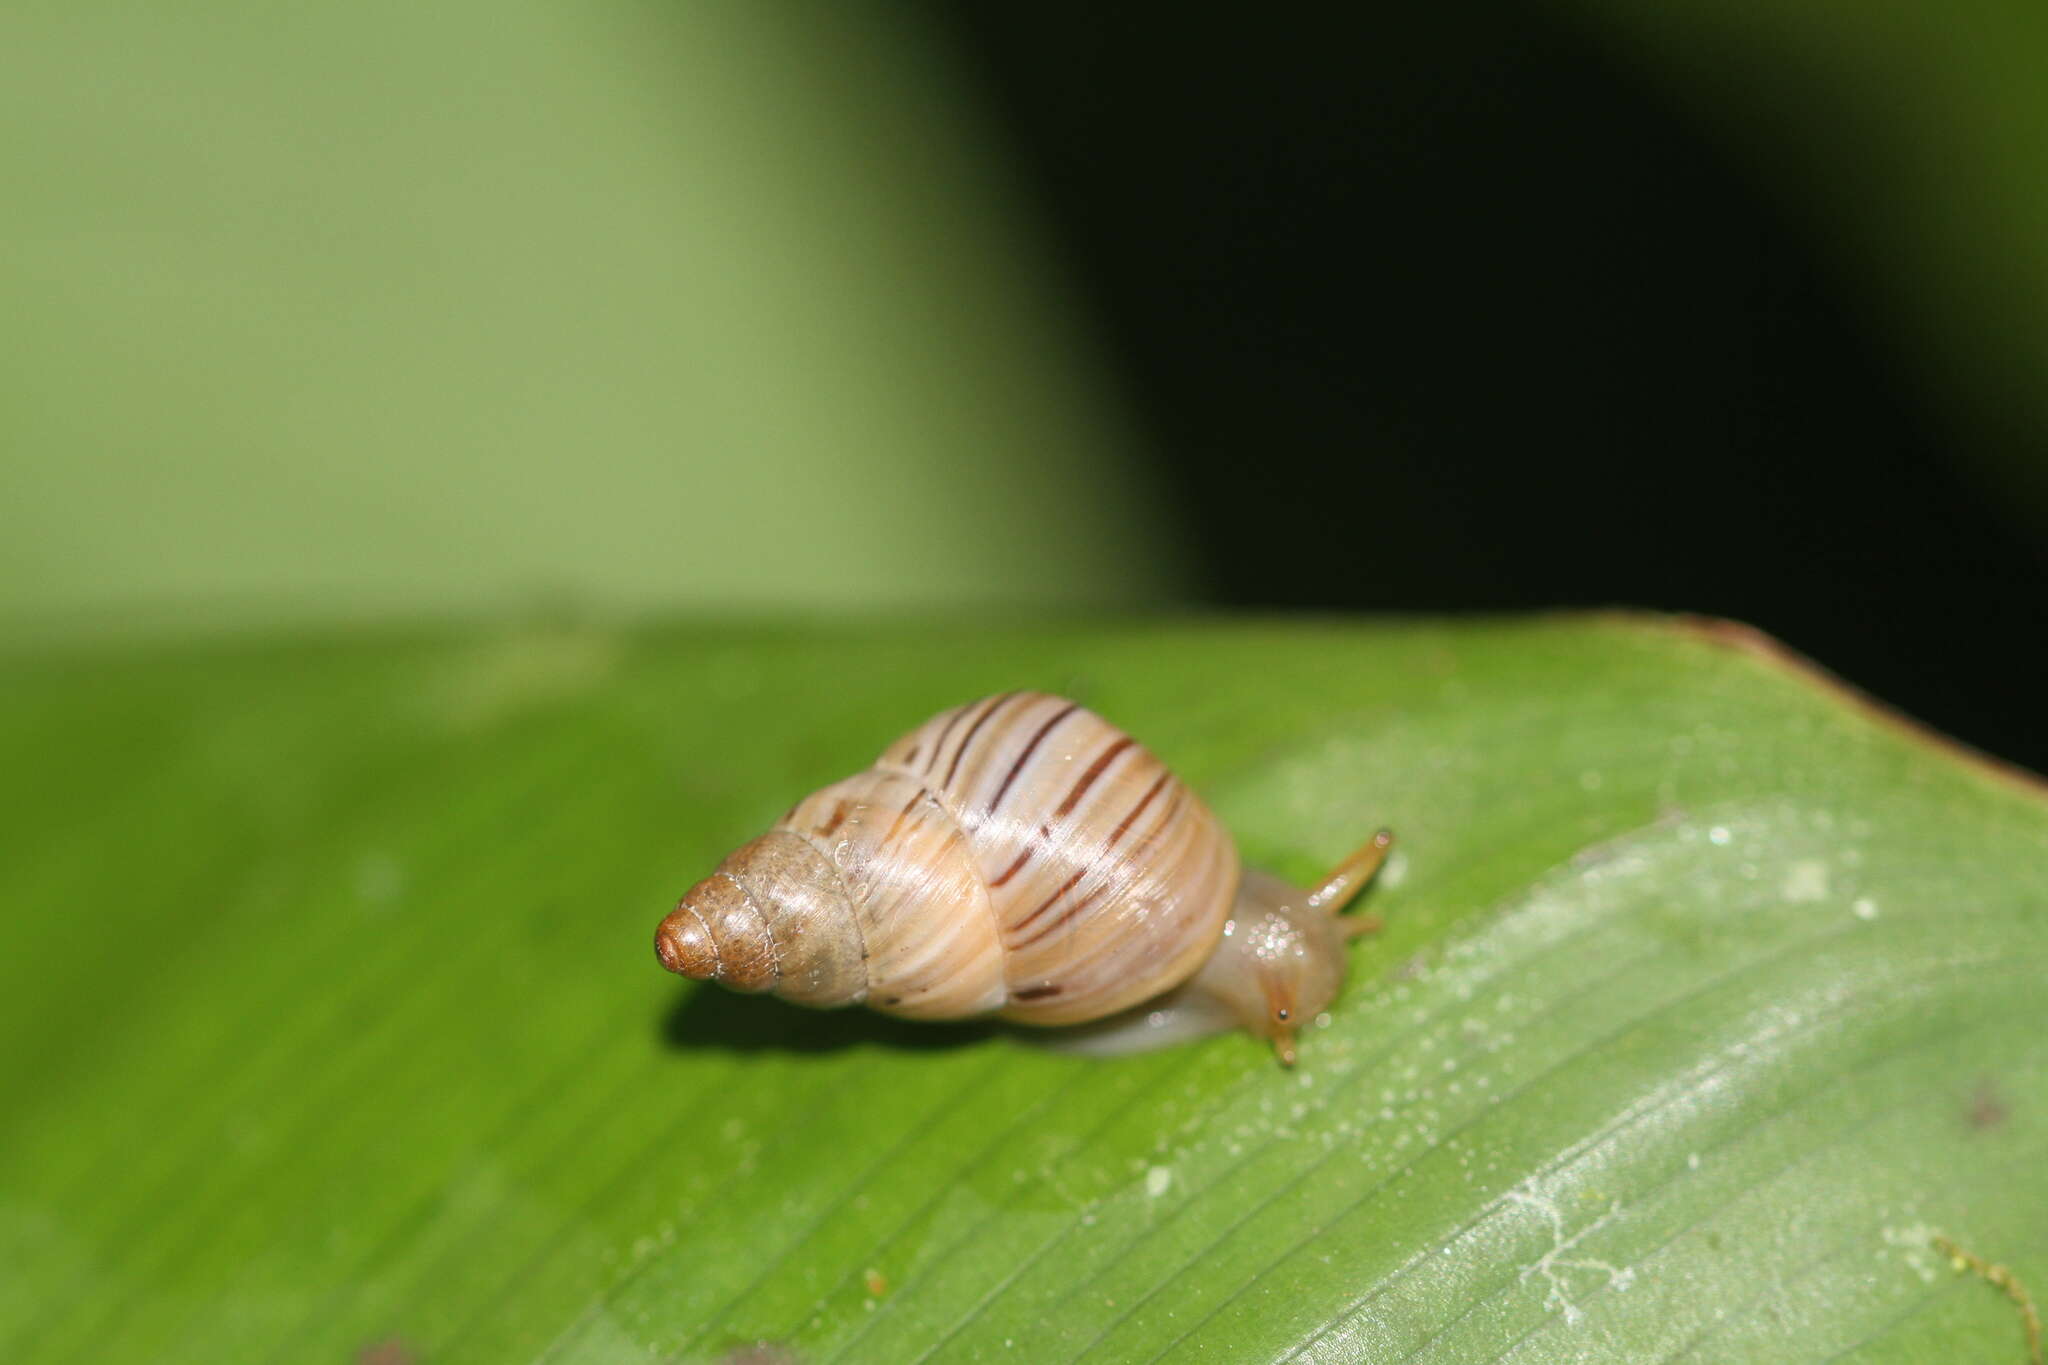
[656, 691, 1390, 1064]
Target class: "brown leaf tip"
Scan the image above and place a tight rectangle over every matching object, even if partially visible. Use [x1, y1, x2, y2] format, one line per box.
[356, 1338, 418, 1365]
[1651, 611, 2048, 802]
[1971, 1078, 2011, 1131]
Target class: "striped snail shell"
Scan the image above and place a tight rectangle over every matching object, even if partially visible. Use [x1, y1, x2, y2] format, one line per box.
[655, 691, 1391, 1064]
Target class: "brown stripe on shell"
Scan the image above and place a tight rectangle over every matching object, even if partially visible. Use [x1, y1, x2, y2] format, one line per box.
[1052, 736, 1134, 820]
[1011, 861, 1092, 935]
[817, 799, 851, 838]
[881, 786, 929, 848]
[944, 691, 1024, 788]
[1011, 789, 1186, 948]
[988, 834, 1042, 889]
[1007, 802, 1187, 949]
[922, 702, 973, 775]
[992, 748, 1154, 891]
[986, 701, 1081, 814]
[1011, 877, 1117, 952]
[1109, 771, 1171, 847]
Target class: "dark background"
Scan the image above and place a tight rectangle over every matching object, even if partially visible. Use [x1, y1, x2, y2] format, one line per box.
[931, 6, 2048, 774]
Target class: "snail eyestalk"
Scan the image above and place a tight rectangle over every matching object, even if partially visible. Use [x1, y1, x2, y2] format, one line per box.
[1307, 828, 1394, 916]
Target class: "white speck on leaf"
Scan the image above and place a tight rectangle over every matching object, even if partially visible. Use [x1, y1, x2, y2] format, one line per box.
[1507, 1188, 1635, 1325]
[1882, 1223, 1942, 1283]
[1780, 860, 1829, 902]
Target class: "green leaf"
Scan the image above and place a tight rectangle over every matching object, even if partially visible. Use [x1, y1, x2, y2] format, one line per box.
[3, 616, 2044, 1363]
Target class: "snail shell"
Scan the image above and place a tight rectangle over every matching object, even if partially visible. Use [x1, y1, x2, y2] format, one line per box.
[656, 691, 1389, 1063]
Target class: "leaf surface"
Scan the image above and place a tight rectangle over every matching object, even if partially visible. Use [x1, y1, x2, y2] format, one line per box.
[2, 616, 2043, 1363]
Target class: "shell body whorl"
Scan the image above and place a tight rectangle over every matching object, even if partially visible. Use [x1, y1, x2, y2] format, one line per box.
[658, 691, 1241, 1026]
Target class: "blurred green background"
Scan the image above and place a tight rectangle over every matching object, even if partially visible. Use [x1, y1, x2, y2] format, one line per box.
[5, 0, 2046, 776]
[0, 2, 1182, 636]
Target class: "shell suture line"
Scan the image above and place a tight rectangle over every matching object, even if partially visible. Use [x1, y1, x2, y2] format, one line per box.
[725, 871, 784, 988]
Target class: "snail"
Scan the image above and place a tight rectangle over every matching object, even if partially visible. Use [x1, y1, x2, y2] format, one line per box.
[654, 691, 1391, 1065]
